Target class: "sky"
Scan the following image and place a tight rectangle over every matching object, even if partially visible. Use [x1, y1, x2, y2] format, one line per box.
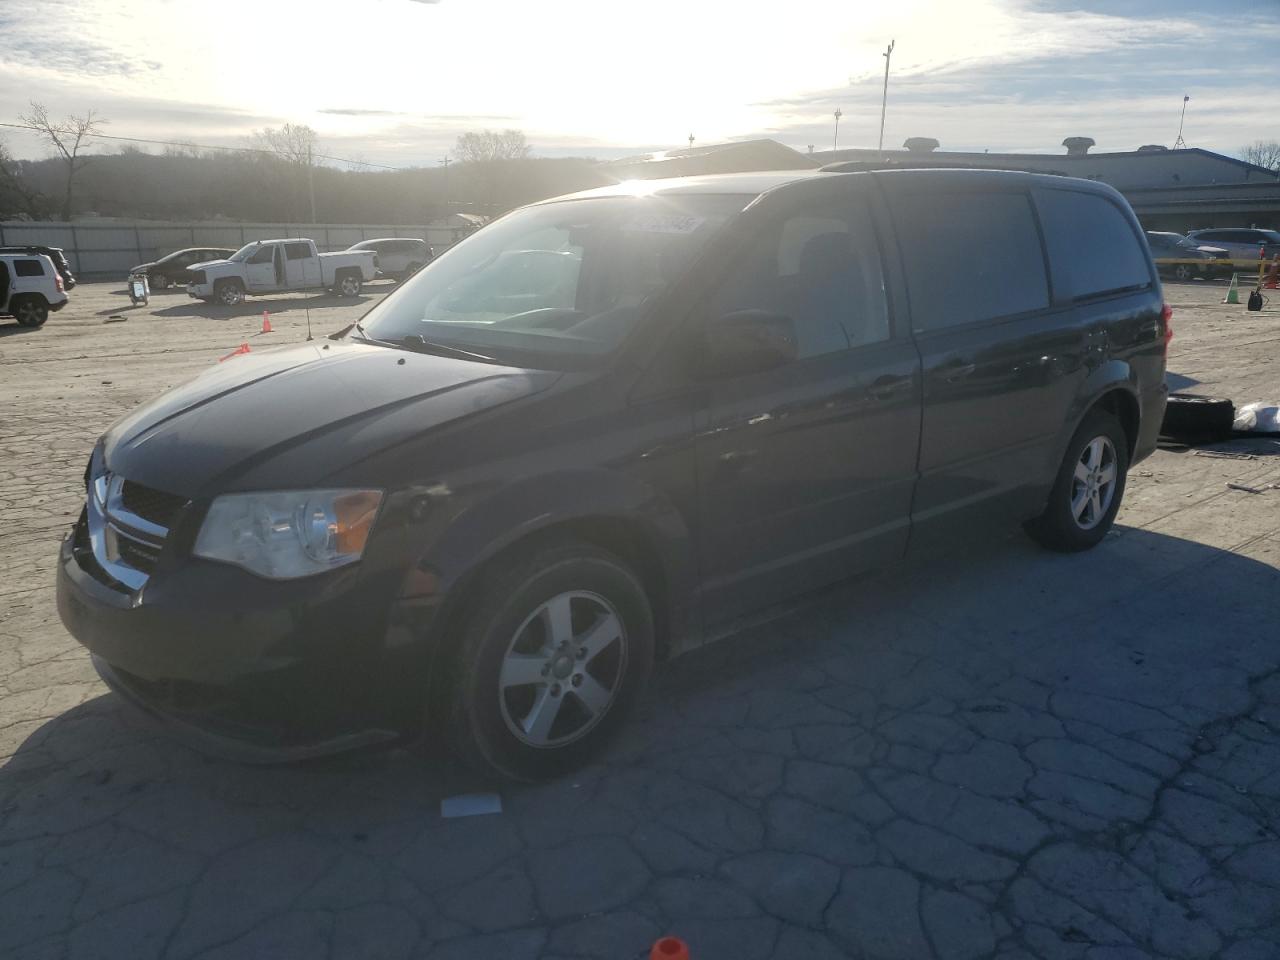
[1, 0, 1278, 169]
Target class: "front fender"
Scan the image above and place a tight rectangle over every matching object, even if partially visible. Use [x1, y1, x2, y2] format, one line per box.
[413, 467, 696, 605]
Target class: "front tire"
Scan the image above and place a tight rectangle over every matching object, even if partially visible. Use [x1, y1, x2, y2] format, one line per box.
[214, 279, 245, 306]
[440, 541, 655, 781]
[150, 272, 171, 290]
[1026, 409, 1129, 552]
[12, 296, 49, 328]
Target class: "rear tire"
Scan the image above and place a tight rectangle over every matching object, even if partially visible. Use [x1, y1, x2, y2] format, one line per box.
[150, 272, 171, 290]
[12, 296, 49, 328]
[1025, 409, 1129, 553]
[1173, 264, 1193, 281]
[401, 262, 424, 282]
[439, 541, 655, 782]
[214, 279, 245, 306]
[337, 273, 362, 297]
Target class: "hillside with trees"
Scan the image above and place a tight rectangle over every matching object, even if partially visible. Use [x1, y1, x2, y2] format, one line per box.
[0, 117, 611, 224]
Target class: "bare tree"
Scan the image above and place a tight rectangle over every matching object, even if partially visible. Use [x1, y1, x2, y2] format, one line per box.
[19, 102, 106, 221]
[1241, 140, 1280, 172]
[252, 123, 321, 221]
[253, 123, 320, 166]
[454, 129, 531, 164]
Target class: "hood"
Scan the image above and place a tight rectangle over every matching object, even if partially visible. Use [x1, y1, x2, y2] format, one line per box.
[190, 259, 236, 273]
[102, 341, 560, 497]
[1193, 245, 1229, 257]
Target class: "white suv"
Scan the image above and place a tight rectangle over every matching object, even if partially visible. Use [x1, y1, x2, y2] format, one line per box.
[1, 253, 69, 327]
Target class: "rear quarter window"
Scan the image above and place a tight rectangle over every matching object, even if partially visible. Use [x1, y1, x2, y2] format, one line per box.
[896, 191, 1049, 331]
[14, 259, 45, 277]
[1036, 190, 1151, 300]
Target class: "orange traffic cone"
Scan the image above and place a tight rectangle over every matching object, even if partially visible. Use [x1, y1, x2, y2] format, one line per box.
[261, 310, 273, 334]
[651, 937, 690, 960]
[219, 342, 251, 362]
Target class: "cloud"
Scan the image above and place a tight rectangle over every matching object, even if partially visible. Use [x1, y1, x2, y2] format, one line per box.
[319, 108, 405, 116]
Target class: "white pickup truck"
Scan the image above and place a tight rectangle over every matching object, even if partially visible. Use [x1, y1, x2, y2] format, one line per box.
[186, 238, 378, 306]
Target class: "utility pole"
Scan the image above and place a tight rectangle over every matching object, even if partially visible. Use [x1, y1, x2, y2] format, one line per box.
[688, 133, 695, 149]
[306, 141, 317, 224]
[833, 108, 842, 153]
[439, 155, 450, 219]
[878, 39, 895, 156]
[1174, 95, 1190, 149]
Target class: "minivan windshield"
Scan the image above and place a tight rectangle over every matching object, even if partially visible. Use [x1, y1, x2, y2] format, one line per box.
[354, 194, 749, 368]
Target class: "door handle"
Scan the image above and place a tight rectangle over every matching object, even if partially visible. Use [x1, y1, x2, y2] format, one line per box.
[868, 375, 913, 400]
[940, 360, 977, 382]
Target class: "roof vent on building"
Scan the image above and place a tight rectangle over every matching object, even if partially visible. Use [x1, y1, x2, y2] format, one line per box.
[1137, 144, 1168, 153]
[1062, 136, 1096, 157]
[903, 137, 940, 153]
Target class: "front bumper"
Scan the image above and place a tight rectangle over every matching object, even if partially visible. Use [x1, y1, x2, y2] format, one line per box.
[57, 513, 421, 761]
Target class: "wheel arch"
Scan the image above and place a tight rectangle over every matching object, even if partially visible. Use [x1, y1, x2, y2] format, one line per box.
[409, 472, 697, 731]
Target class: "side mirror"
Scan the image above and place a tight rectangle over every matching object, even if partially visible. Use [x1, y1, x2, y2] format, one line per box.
[700, 310, 798, 378]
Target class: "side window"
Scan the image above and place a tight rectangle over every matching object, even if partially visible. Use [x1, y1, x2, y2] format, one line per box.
[14, 259, 45, 277]
[706, 196, 889, 359]
[1037, 190, 1151, 299]
[896, 191, 1048, 331]
[285, 242, 312, 261]
[247, 245, 275, 265]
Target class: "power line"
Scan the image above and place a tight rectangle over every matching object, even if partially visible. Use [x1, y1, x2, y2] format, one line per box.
[0, 121, 405, 170]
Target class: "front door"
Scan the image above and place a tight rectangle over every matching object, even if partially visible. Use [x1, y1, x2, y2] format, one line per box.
[691, 182, 922, 626]
[878, 177, 1088, 548]
[244, 244, 279, 291]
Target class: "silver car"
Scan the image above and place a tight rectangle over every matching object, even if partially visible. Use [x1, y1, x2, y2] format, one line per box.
[1184, 227, 1280, 262]
[347, 238, 433, 281]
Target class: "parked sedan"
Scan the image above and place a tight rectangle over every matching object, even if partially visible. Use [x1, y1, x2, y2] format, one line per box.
[348, 238, 433, 281]
[130, 247, 236, 289]
[1184, 228, 1280, 262]
[1145, 231, 1229, 280]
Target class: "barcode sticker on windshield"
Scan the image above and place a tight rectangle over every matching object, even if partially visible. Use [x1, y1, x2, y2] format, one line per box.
[622, 214, 706, 235]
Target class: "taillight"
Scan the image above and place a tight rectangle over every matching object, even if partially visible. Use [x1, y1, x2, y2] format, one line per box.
[1161, 302, 1173, 346]
[55, 273, 64, 292]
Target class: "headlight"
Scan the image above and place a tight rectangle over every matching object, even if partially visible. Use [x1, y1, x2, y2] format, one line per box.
[194, 489, 383, 579]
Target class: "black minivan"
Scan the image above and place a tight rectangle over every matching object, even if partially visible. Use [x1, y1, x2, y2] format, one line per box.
[57, 169, 1169, 780]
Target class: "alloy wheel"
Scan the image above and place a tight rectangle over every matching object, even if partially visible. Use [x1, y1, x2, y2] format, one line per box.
[1071, 436, 1118, 530]
[498, 590, 627, 748]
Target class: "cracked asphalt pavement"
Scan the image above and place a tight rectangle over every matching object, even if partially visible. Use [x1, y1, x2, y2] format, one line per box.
[2, 281, 1279, 959]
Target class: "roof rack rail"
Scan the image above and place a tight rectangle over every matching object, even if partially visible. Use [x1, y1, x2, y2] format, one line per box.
[819, 159, 1068, 176]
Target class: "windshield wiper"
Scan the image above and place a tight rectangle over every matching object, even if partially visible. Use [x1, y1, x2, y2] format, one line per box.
[351, 324, 497, 363]
[400, 334, 497, 363]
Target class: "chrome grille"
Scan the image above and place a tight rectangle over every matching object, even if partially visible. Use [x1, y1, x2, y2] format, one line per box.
[121, 480, 187, 529]
[85, 471, 188, 590]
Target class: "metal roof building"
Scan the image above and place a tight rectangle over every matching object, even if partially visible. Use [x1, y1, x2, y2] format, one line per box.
[812, 138, 1280, 231]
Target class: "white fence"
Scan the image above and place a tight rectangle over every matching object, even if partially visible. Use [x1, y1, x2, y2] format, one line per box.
[0, 220, 470, 280]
